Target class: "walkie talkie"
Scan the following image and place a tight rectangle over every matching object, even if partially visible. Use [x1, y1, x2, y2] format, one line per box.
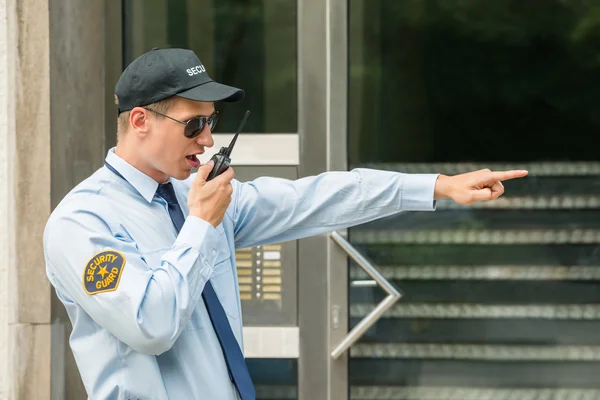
[206, 110, 250, 181]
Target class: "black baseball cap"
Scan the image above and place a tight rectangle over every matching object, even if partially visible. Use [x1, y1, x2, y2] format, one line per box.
[115, 47, 244, 114]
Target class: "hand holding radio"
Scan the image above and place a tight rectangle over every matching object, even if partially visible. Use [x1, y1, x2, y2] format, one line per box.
[207, 110, 250, 181]
[187, 110, 250, 227]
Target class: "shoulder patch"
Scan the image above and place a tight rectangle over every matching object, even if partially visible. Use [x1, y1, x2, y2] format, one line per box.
[83, 250, 126, 295]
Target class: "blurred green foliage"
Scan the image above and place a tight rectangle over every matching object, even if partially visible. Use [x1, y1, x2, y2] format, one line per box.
[349, 0, 600, 163]
[125, 0, 297, 134]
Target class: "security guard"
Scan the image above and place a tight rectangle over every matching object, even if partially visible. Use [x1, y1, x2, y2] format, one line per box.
[43, 48, 528, 399]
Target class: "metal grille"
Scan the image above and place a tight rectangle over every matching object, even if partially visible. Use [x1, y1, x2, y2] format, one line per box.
[350, 303, 600, 320]
[255, 385, 296, 399]
[254, 385, 600, 400]
[350, 343, 600, 361]
[351, 229, 600, 245]
[346, 158, 600, 395]
[351, 386, 600, 400]
[436, 196, 600, 210]
[350, 266, 600, 281]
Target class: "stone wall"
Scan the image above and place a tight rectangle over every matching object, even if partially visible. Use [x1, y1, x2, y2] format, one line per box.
[0, 0, 113, 398]
[1, 0, 52, 398]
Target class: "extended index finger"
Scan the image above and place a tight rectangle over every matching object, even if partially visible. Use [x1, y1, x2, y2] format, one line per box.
[490, 170, 529, 182]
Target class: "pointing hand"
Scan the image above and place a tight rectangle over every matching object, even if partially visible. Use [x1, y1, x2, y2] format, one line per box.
[434, 169, 529, 205]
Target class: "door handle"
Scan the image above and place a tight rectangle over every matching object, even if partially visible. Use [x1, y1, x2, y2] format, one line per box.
[329, 231, 402, 359]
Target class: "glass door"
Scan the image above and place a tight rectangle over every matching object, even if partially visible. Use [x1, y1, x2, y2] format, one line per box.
[122, 1, 300, 399]
[347, 1, 600, 399]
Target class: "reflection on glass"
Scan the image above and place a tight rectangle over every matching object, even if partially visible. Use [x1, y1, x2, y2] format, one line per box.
[248, 358, 297, 400]
[349, 1, 600, 399]
[123, 0, 298, 133]
[349, 0, 600, 164]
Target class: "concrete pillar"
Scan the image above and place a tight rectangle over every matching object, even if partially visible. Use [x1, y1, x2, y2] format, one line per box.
[49, 0, 111, 398]
[1, 0, 53, 398]
[0, 1, 11, 397]
[0, 0, 113, 398]
[0, 0, 11, 395]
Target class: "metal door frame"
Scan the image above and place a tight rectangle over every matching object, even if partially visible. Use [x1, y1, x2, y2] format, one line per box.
[297, 0, 351, 398]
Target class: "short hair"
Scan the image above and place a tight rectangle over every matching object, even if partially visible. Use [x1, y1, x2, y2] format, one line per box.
[114, 95, 177, 138]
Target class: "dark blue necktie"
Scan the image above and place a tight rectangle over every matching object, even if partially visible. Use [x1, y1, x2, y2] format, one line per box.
[105, 162, 255, 400]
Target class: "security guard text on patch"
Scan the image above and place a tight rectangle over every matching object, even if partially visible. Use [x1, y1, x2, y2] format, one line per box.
[83, 250, 126, 295]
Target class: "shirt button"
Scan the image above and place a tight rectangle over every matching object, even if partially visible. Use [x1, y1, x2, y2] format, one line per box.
[212, 249, 216, 256]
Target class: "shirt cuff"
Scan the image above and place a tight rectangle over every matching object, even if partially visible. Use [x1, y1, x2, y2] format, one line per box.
[176, 216, 221, 264]
[400, 173, 439, 211]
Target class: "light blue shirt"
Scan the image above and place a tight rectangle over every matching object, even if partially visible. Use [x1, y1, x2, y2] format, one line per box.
[43, 148, 438, 399]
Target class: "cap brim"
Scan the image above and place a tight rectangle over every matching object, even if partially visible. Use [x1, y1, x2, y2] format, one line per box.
[177, 81, 245, 103]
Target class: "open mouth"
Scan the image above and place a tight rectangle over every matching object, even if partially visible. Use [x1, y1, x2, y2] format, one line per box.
[185, 154, 201, 168]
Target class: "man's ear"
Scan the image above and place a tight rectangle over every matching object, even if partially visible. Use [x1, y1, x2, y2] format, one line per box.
[129, 107, 150, 137]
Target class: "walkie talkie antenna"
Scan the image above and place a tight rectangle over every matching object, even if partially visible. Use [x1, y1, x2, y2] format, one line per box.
[225, 110, 250, 157]
[206, 110, 250, 181]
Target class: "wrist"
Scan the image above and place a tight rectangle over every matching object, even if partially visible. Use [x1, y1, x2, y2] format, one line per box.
[189, 209, 211, 226]
[434, 174, 452, 200]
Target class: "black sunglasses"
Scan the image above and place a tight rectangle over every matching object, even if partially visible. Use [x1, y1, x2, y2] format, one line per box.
[144, 108, 219, 138]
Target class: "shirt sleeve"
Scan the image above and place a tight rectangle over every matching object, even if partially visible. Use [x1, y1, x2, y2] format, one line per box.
[232, 168, 439, 248]
[44, 207, 220, 356]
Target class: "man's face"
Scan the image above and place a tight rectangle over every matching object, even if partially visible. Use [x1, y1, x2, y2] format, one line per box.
[142, 97, 215, 181]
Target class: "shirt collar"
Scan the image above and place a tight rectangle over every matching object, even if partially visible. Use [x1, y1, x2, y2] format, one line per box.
[105, 147, 160, 203]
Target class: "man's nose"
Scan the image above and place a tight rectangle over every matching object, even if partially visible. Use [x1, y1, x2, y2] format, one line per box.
[196, 126, 214, 148]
